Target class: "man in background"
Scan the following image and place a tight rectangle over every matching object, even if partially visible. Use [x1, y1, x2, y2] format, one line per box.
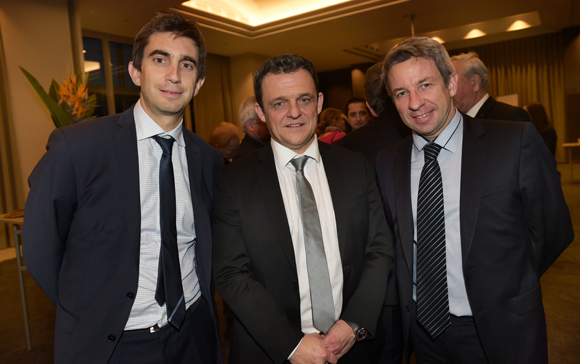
[209, 121, 241, 163]
[213, 54, 393, 364]
[23, 14, 222, 364]
[345, 97, 373, 131]
[233, 95, 270, 161]
[451, 52, 530, 121]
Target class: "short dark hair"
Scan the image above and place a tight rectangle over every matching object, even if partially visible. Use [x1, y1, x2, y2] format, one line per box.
[132, 13, 207, 80]
[382, 37, 454, 96]
[364, 63, 390, 114]
[345, 97, 369, 115]
[254, 54, 319, 109]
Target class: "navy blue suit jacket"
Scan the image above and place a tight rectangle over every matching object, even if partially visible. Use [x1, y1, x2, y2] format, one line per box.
[23, 106, 223, 363]
[376, 114, 573, 364]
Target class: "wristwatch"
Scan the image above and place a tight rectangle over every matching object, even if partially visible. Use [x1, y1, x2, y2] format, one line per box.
[343, 320, 367, 341]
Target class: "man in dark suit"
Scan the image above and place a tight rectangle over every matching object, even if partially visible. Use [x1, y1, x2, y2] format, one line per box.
[213, 54, 394, 364]
[334, 62, 409, 364]
[451, 52, 530, 122]
[232, 95, 270, 161]
[376, 37, 573, 364]
[23, 14, 222, 364]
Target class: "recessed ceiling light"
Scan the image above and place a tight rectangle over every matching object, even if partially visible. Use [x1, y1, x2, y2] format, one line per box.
[464, 29, 486, 39]
[432, 37, 444, 44]
[507, 20, 531, 31]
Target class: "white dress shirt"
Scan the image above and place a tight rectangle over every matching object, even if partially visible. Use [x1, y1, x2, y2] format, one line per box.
[467, 93, 490, 118]
[125, 100, 200, 330]
[271, 137, 344, 334]
[410, 110, 472, 316]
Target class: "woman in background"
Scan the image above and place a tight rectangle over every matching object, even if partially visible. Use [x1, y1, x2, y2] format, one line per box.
[316, 107, 349, 143]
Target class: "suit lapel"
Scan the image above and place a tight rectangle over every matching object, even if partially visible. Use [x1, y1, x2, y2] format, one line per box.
[459, 115, 488, 263]
[394, 137, 415, 276]
[318, 144, 347, 256]
[113, 107, 141, 267]
[256, 145, 298, 276]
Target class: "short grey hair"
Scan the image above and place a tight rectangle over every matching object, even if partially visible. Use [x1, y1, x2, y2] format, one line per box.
[450, 52, 489, 91]
[382, 37, 455, 96]
[239, 95, 258, 132]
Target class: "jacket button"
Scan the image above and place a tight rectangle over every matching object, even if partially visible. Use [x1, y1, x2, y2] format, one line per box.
[292, 282, 298, 291]
[108, 335, 116, 342]
[127, 292, 134, 299]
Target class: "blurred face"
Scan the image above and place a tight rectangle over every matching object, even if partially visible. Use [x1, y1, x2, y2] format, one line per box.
[246, 118, 271, 142]
[129, 32, 205, 130]
[388, 57, 457, 141]
[331, 116, 347, 132]
[347, 102, 371, 130]
[451, 59, 479, 114]
[255, 69, 323, 154]
[216, 136, 240, 160]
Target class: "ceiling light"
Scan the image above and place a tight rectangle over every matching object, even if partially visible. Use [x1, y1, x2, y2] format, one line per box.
[464, 29, 486, 39]
[84, 61, 101, 73]
[432, 37, 444, 44]
[507, 20, 531, 31]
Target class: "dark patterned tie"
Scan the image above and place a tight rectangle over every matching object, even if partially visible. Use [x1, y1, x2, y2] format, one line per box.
[153, 135, 186, 329]
[416, 142, 450, 339]
[290, 156, 335, 333]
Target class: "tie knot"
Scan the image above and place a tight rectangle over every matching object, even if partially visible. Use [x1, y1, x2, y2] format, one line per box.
[290, 156, 309, 172]
[423, 142, 442, 162]
[154, 135, 175, 156]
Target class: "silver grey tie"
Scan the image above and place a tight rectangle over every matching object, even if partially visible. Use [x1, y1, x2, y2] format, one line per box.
[291, 156, 335, 333]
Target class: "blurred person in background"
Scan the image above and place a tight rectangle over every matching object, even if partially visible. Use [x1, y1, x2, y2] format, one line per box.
[524, 102, 557, 156]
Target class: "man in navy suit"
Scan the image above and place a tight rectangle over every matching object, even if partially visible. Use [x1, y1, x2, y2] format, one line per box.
[376, 37, 573, 364]
[23, 14, 222, 364]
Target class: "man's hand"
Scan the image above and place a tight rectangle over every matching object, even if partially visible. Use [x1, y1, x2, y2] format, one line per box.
[323, 320, 356, 359]
[290, 333, 338, 364]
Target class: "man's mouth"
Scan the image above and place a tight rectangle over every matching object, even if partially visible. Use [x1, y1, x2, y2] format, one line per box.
[414, 111, 432, 119]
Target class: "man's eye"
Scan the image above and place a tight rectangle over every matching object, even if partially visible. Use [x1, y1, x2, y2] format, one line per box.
[153, 58, 165, 64]
[182, 63, 193, 69]
[396, 91, 407, 98]
[300, 98, 310, 104]
[422, 83, 431, 89]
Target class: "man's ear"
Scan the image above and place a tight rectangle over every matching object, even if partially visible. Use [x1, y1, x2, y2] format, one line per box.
[448, 72, 458, 98]
[128, 62, 141, 87]
[254, 103, 266, 122]
[366, 101, 379, 117]
[193, 77, 205, 96]
[472, 75, 482, 92]
[317, 92, 324, 114]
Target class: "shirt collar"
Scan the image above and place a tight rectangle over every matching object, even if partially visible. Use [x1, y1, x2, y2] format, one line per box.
[412, 108, 463, 160]
[134, 99, 185, 147]
[467, 93, 490, 118]
[271, 135, 321, 170]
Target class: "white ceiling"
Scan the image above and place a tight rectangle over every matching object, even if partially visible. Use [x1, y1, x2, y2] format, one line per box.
[78, 0, 580, 72]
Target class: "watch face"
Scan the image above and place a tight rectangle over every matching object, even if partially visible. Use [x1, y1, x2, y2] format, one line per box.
[357, 328, 368, 341]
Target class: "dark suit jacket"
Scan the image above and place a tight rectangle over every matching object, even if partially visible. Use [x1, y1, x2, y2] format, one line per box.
[233, 133, 265, 161]
[213, 141, 394, 363]
[334, 105, 411, 176]
[376, 115, 573, 364]
[476, 96, 530, 121]
[23, 106, 223, 364]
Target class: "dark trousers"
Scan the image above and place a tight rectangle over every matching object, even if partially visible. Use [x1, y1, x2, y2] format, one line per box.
[409, 301, 488, 364]
[108, 297, 219, 364]
[375, 305, 404, 364]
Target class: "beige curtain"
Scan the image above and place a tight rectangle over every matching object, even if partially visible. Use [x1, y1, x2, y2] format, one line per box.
[450, 32, 566, 162]
[193, 53, 235, 142]
[0, 26, 22, 249]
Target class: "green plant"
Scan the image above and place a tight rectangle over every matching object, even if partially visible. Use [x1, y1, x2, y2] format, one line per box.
[20, 67, 97, 128]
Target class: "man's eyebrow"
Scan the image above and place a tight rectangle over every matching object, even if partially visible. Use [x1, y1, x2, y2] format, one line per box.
[149, 50, 170, 58]
[181, 55, 198, 66]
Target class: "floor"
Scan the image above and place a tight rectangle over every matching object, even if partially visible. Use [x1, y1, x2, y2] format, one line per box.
[1, 162, 579, 363]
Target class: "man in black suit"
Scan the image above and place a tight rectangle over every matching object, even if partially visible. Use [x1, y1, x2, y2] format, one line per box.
[23, 14, 222, 364]
[377, 37, 573, 364]
[334, 62, 409, 364]
[451, 52, 530, 121]
[213, 54, 394, 364]
[232, 95, 270, 161]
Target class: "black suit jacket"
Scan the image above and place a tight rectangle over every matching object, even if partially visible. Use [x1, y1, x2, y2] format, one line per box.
[213, 141, 394, 363]
[334, 105, 411, 176]
[476, 96, 530, 121]
[376, 114, 573, 364]
[23, 106, 223, 363]
[233, 133, 265, 161]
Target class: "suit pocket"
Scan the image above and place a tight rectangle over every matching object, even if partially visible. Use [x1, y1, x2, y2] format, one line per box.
[56, 301, 79, 334]
[481, 179, 513, 198]
[510, 282, 542, 315]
